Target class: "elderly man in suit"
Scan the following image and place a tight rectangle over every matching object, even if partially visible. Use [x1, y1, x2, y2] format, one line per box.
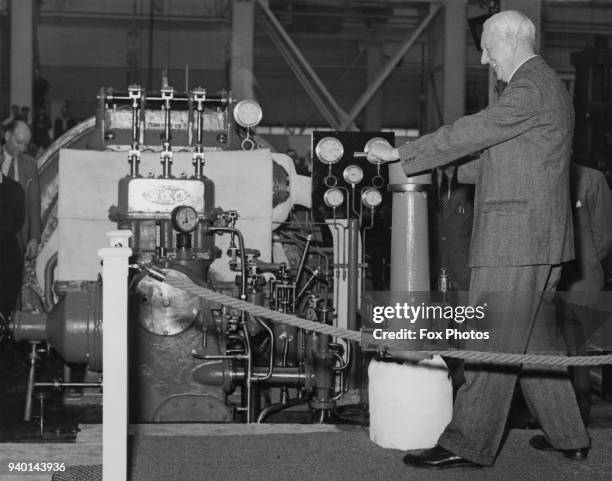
[368, 10, 590, 467]
[1, 120, 41, 314]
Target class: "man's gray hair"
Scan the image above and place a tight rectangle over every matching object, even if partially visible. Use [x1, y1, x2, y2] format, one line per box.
[485, 10, 536, 47]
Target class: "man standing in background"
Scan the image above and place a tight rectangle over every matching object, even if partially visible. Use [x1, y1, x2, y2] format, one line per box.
[1, 120, 41, 287]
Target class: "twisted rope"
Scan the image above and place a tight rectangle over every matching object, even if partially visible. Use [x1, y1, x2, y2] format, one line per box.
[165, 275, 612, 367]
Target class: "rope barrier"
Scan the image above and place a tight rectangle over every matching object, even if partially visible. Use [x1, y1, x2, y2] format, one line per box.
[164, 274, 612, 367]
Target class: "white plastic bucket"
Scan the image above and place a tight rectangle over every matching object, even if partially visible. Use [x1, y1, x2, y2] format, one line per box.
[368, 356, 453, 450]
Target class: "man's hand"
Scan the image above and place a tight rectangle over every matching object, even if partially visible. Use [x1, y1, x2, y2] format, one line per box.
[366, 141, 400, 164]
[25, 239, 38, 260]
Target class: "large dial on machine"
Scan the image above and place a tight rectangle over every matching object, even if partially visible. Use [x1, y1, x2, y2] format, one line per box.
[233, 99, 263, 128]
[171, 205, 199, 233]
[315, 136, 344, 165]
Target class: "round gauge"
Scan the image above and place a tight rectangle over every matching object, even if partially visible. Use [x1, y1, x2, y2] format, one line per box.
[323, 188, 345, 208]
[343, 165, 364, 185]
[315, 137, 344, 164]
[364, 137, 392, 165]
[171, 205, 199, 233]
[233, 99, 263, 128]
[361, 188, 383, 208]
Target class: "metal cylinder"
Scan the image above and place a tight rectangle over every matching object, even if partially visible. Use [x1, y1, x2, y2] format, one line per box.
[388, 164, 431, 292]
[12, 283, 103, 371]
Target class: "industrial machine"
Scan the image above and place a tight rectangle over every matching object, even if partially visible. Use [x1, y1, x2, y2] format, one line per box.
[9, 83, 394, 428]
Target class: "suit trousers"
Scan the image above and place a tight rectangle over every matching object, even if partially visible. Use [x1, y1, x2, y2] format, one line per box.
[437, 265, 590, 465]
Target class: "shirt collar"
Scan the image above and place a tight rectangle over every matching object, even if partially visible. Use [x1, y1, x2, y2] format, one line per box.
[2, 146, 12, 163]
[508, 54, 538, 83]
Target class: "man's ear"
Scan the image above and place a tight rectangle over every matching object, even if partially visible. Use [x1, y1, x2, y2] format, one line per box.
[507, 32, 519, 52]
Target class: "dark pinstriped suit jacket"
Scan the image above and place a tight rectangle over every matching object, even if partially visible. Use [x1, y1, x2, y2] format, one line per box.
[398, 56, 574, 268]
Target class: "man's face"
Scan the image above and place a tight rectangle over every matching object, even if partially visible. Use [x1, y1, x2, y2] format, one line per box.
[480, 27, 514, 82]
[4, 124, 31, 157]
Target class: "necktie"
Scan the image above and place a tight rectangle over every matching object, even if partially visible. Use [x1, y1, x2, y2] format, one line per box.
[439, 174, 449, 212]
[7, 159, 14, 180]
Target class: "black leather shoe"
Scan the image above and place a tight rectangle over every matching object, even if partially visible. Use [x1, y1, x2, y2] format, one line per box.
[529, 435, 589, 460]
[402, 445, 482, 469]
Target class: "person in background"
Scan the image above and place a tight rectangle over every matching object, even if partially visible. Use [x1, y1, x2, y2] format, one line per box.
[20, 106, 30, 126]
[1, 120, 41, 266]
[32, 107, 53, 153]
[429, 163, 474, 292]
[2, 105, 24, 129]
[558, 163, 612, 422]
[53, 103, 76, 140]
[429, 162, 474, 396]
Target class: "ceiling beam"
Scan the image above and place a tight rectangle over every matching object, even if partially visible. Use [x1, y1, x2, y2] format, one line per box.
[341, 3, 441, 130]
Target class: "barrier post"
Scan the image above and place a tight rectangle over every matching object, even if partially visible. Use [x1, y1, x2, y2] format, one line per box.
[98, 230, 132, 481]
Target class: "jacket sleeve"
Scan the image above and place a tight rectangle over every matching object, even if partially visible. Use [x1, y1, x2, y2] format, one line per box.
[457, 155, 482, 184]
[397, 78, 542, 176]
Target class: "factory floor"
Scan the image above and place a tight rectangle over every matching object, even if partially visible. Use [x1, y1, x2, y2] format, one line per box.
[1, 342, 612, 480]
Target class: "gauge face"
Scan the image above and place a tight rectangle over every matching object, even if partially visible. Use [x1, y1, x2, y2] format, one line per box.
[364, 137, 392, 165]
[362, 188, 383, 208]
[323, 188, 345, 208]
[315, 137, 344, 164]
[343, 165, 363, 185]
[172, 205, 199, 233]
[234, 99, 263, 128]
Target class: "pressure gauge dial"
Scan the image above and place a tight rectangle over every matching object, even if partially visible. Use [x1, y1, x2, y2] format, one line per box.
[364, 137, 392, 165]
[315, 137, 344, 164]
[171, 205, 199, 233]
[361, 188, 383, 208]
[343, 165, 364, 185]
[233, 99, 263, 128]
[323, 188, 345, 208]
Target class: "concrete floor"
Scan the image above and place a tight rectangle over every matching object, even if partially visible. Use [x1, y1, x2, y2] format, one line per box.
[1, 342, 611, 480]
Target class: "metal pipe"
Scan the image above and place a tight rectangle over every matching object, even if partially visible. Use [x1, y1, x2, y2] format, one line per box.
[241, 319, 254, 423]
[192, 88, 205, 179]
[347, 218, 360, 392]
[128, 85, 142, 177]
[208, 226, 247, 300]
[24, 341, 41, 421]
[191, 352, 248, 361]
[234, 366, 307, 385]
[251, 317, 275, 382]
[160, 87, 174, 178]
[256, 396, 308, 424]
[35, 381, 102, 389]
[38, 393, 46, 437]
[347, 219, 359, 333]
[296, 268, 319, 301]
[103, 92, 226, 106]
[340, 4, 441, 130]
[295, 234, 311, 288]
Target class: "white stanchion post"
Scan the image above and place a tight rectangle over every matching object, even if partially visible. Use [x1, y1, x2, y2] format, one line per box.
[98, 230, 132, 481]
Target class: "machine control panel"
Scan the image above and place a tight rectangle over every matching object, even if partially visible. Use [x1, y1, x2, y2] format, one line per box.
[311, 131, 394, 221]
